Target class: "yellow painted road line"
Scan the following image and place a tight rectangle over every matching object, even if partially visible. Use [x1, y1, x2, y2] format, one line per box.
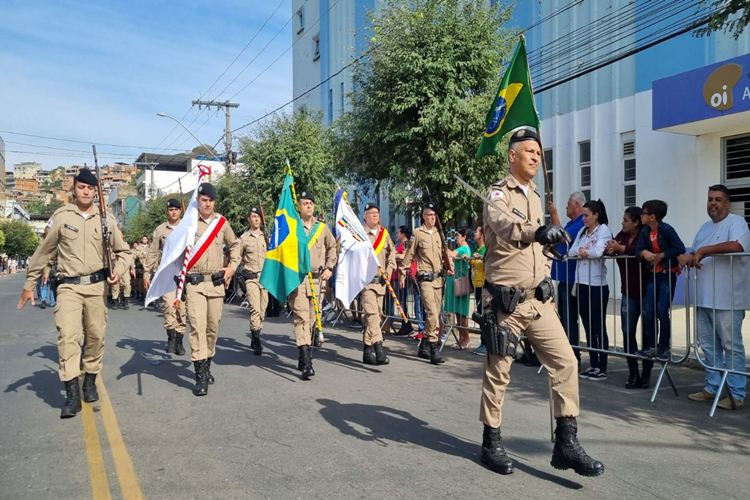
[81, 403, 113, 500]
[97, 379, 145, 500]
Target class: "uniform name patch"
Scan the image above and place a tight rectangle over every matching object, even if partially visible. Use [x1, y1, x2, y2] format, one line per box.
[64, 224, 79, 232]
[511, 208, 526, 220]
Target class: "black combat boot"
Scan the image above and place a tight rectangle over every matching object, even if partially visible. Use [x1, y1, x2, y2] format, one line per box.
[250, 330, 263, 356]
[639, 363, 652, 389]
[121, 296, 129, 310]
[206, 357, 215, 384]
[429, 341, 445, 365]
[374, 341, 390, 365]
[60, 378, 82, 419]
[363, 344, 377, 365]
[481, 425, 514, 474]
[625, 359, 640, 389]
[82, 373, 99, 403]
[297, 347, 304, 371]
[193, 360, 208, 396]
[300, 346, 315, 381]
[166, 330, 176, 354]
[417, 339, 430, 359]
[174, 333, 186, 356]
[550, 417, 604, 477]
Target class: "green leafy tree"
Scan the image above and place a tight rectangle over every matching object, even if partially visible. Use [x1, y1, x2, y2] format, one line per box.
[0, 220, 40, 257]
[695, 0, 750, 39]
[333, 0, 515, 221]
[0, 229, 5, 252]
[218, 110, 336, 229]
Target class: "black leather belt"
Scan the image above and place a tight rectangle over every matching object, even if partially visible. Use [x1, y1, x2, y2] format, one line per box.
[60, 269, 107, 285]
[242, 270, 259, 280]
[310, 271, 321, 279]
[186, 272, 224, 286]
[416, 270, 444, 282]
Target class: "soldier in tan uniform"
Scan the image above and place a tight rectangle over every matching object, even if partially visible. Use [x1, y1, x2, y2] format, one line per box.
[110, 245, 133, 309]
[133, 237, 149, 300]
[478, 129, 603, 477]
[399, 203, 454, 365]
[360, 202, 396, 365]
[17, 168, 131, 418]
[143, 198, 187, 355]
[239, 206, 268, 355]
[183, 183, 240, 396]
[289, 191, 337, 380]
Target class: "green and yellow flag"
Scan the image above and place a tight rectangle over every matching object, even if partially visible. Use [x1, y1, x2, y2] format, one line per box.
[260, 173, 311, 301]
[476, 37, 540, 158]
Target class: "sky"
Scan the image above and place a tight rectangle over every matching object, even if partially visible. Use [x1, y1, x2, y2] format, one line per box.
[0, 0, 295, 171]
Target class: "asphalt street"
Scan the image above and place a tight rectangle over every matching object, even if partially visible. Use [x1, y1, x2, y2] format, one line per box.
[1, 272, 748, 499]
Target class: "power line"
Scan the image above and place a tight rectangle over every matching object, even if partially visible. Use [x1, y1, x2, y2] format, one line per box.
[0, 130, 185, 151]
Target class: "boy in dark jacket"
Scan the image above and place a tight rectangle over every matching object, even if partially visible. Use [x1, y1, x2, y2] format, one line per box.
[635, 200, 686, 369]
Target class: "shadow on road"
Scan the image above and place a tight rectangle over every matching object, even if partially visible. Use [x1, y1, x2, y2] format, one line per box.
[5, 366, 61, 409]
[115, 337, 194, 391]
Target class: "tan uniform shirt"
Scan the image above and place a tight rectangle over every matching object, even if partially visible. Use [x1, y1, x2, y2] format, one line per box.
[399, 225, 453, 278]
[483, 174, 549, 289]
[144, 221, 178, 279]
[190, 213, 241, 274]
[365, 225, 396, 292]
[24, 204, 132, 291]
[239, 229, 267, 274]
[305, 219, 337, 273]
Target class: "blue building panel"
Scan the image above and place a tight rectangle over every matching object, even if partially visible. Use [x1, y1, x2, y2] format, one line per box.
[320, 0, 331, 125]
[652, 53, 750, 130]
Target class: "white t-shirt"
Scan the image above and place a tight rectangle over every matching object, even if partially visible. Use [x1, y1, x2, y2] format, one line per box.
[691, 213, 750, 310]
[569, 224, 612, 287]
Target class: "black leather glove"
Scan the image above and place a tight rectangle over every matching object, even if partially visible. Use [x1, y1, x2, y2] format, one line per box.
[534, 225, 566, 245]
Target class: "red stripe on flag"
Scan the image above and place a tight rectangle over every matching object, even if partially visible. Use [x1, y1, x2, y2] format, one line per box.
[186, 217, 226, 271]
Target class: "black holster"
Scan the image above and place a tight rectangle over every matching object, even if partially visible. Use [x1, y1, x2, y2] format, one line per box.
[535, 277, 554, 303]
[485, 282, 522, 314]
[472, 309, 520, 358]
[211, 271, 225, 286]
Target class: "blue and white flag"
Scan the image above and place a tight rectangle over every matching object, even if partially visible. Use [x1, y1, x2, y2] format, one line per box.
[333, 189, 379, 306]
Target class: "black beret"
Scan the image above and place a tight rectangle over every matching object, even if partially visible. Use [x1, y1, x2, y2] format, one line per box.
[197, 182, 216, 200]
[74, 168, 98, 187]
[364, 202, 379, 212]
[167, 198, 181, 209]
[422, 202, 437, 213]
[508, 127, 541, 146]
[298, 191, 315, 203]
[248, 207, 261, 215]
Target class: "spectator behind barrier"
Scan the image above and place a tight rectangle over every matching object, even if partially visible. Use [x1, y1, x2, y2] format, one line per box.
[445, 226, 472, 349]
[606, 207, 650, 388]
[569, 199, 612, 381]
[471, 225, 487, 355]
[682, 184, 750, 410]
[635, 200, 686, 361]
[548, 191, 586, 364]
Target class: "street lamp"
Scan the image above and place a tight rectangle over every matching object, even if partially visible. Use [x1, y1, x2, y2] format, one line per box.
[156, 112, 217, 159]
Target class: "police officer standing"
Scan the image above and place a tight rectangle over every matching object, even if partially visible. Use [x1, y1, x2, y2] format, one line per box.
[478, 129, 603, 477]
[289, 192, 336, 380]
[183, 183, 240, 396]
[360, 202, 396, 366]
[143, 198, 187, 355]
[239, 207, 268, 355]
[17, 168, 131, 418]
[110, 244, 133, 309]
[399, 203, 454, 365]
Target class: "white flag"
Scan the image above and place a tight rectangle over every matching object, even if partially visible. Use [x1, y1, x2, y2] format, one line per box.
[144, 165, 209, 306]
[333, 189, 380, 306]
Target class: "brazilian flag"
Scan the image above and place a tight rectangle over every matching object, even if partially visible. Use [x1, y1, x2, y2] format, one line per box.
[260, 173, 311, 301]
[476, 37, 540, 158]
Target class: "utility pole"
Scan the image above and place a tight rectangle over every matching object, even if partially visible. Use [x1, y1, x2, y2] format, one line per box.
[134, 156, 159, 202]
[191, 100, 239, 162]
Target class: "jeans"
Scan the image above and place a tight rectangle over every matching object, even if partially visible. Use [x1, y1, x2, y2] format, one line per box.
[40, 281, 56, 306]
[621, 296, 642, 370]
[557, 281, 580, 358]
[410, 280, 425, 331]
[643, 272, 677, 351]
[577, 284, 609, 373]
[696, 307, 746, 400]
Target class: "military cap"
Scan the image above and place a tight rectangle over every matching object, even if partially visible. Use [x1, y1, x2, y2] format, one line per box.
[248, 207, 261, 216]
[197, 182, 217, 200]
[74, 168, 98, 187]
[364, 202, 379, 212]
[298, 191, 315, 203]
[422, 202, 437, 214]
[167, 198, 181, 209]
[508, 127, 541, 146]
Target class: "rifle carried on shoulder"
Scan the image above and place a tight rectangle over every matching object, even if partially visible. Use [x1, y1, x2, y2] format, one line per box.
[92, 145, 114, 279]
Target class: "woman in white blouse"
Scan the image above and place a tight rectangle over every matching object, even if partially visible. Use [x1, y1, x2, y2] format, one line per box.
[568, 200, 613, 381]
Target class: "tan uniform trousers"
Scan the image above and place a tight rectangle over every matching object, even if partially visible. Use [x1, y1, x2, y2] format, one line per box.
[111, 271, 131, 299]
[289, 281, 326, 347]
[361, 286, 385, 345]
[54, 283, 107, 382]
[419, 278, 444, 343]
[244, 279, 268, 332]
[480, 296, 580, 428]
[185, 281, 225, 361]
[162, 289, 186, 334]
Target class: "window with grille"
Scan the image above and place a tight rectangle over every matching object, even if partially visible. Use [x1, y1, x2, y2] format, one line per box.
[622, 133, 636, 208]
[723, 133, 750, 227]
[313, 34, 320, 60]
[296, 7, 305, 34]
[579, 141, 591, 201]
